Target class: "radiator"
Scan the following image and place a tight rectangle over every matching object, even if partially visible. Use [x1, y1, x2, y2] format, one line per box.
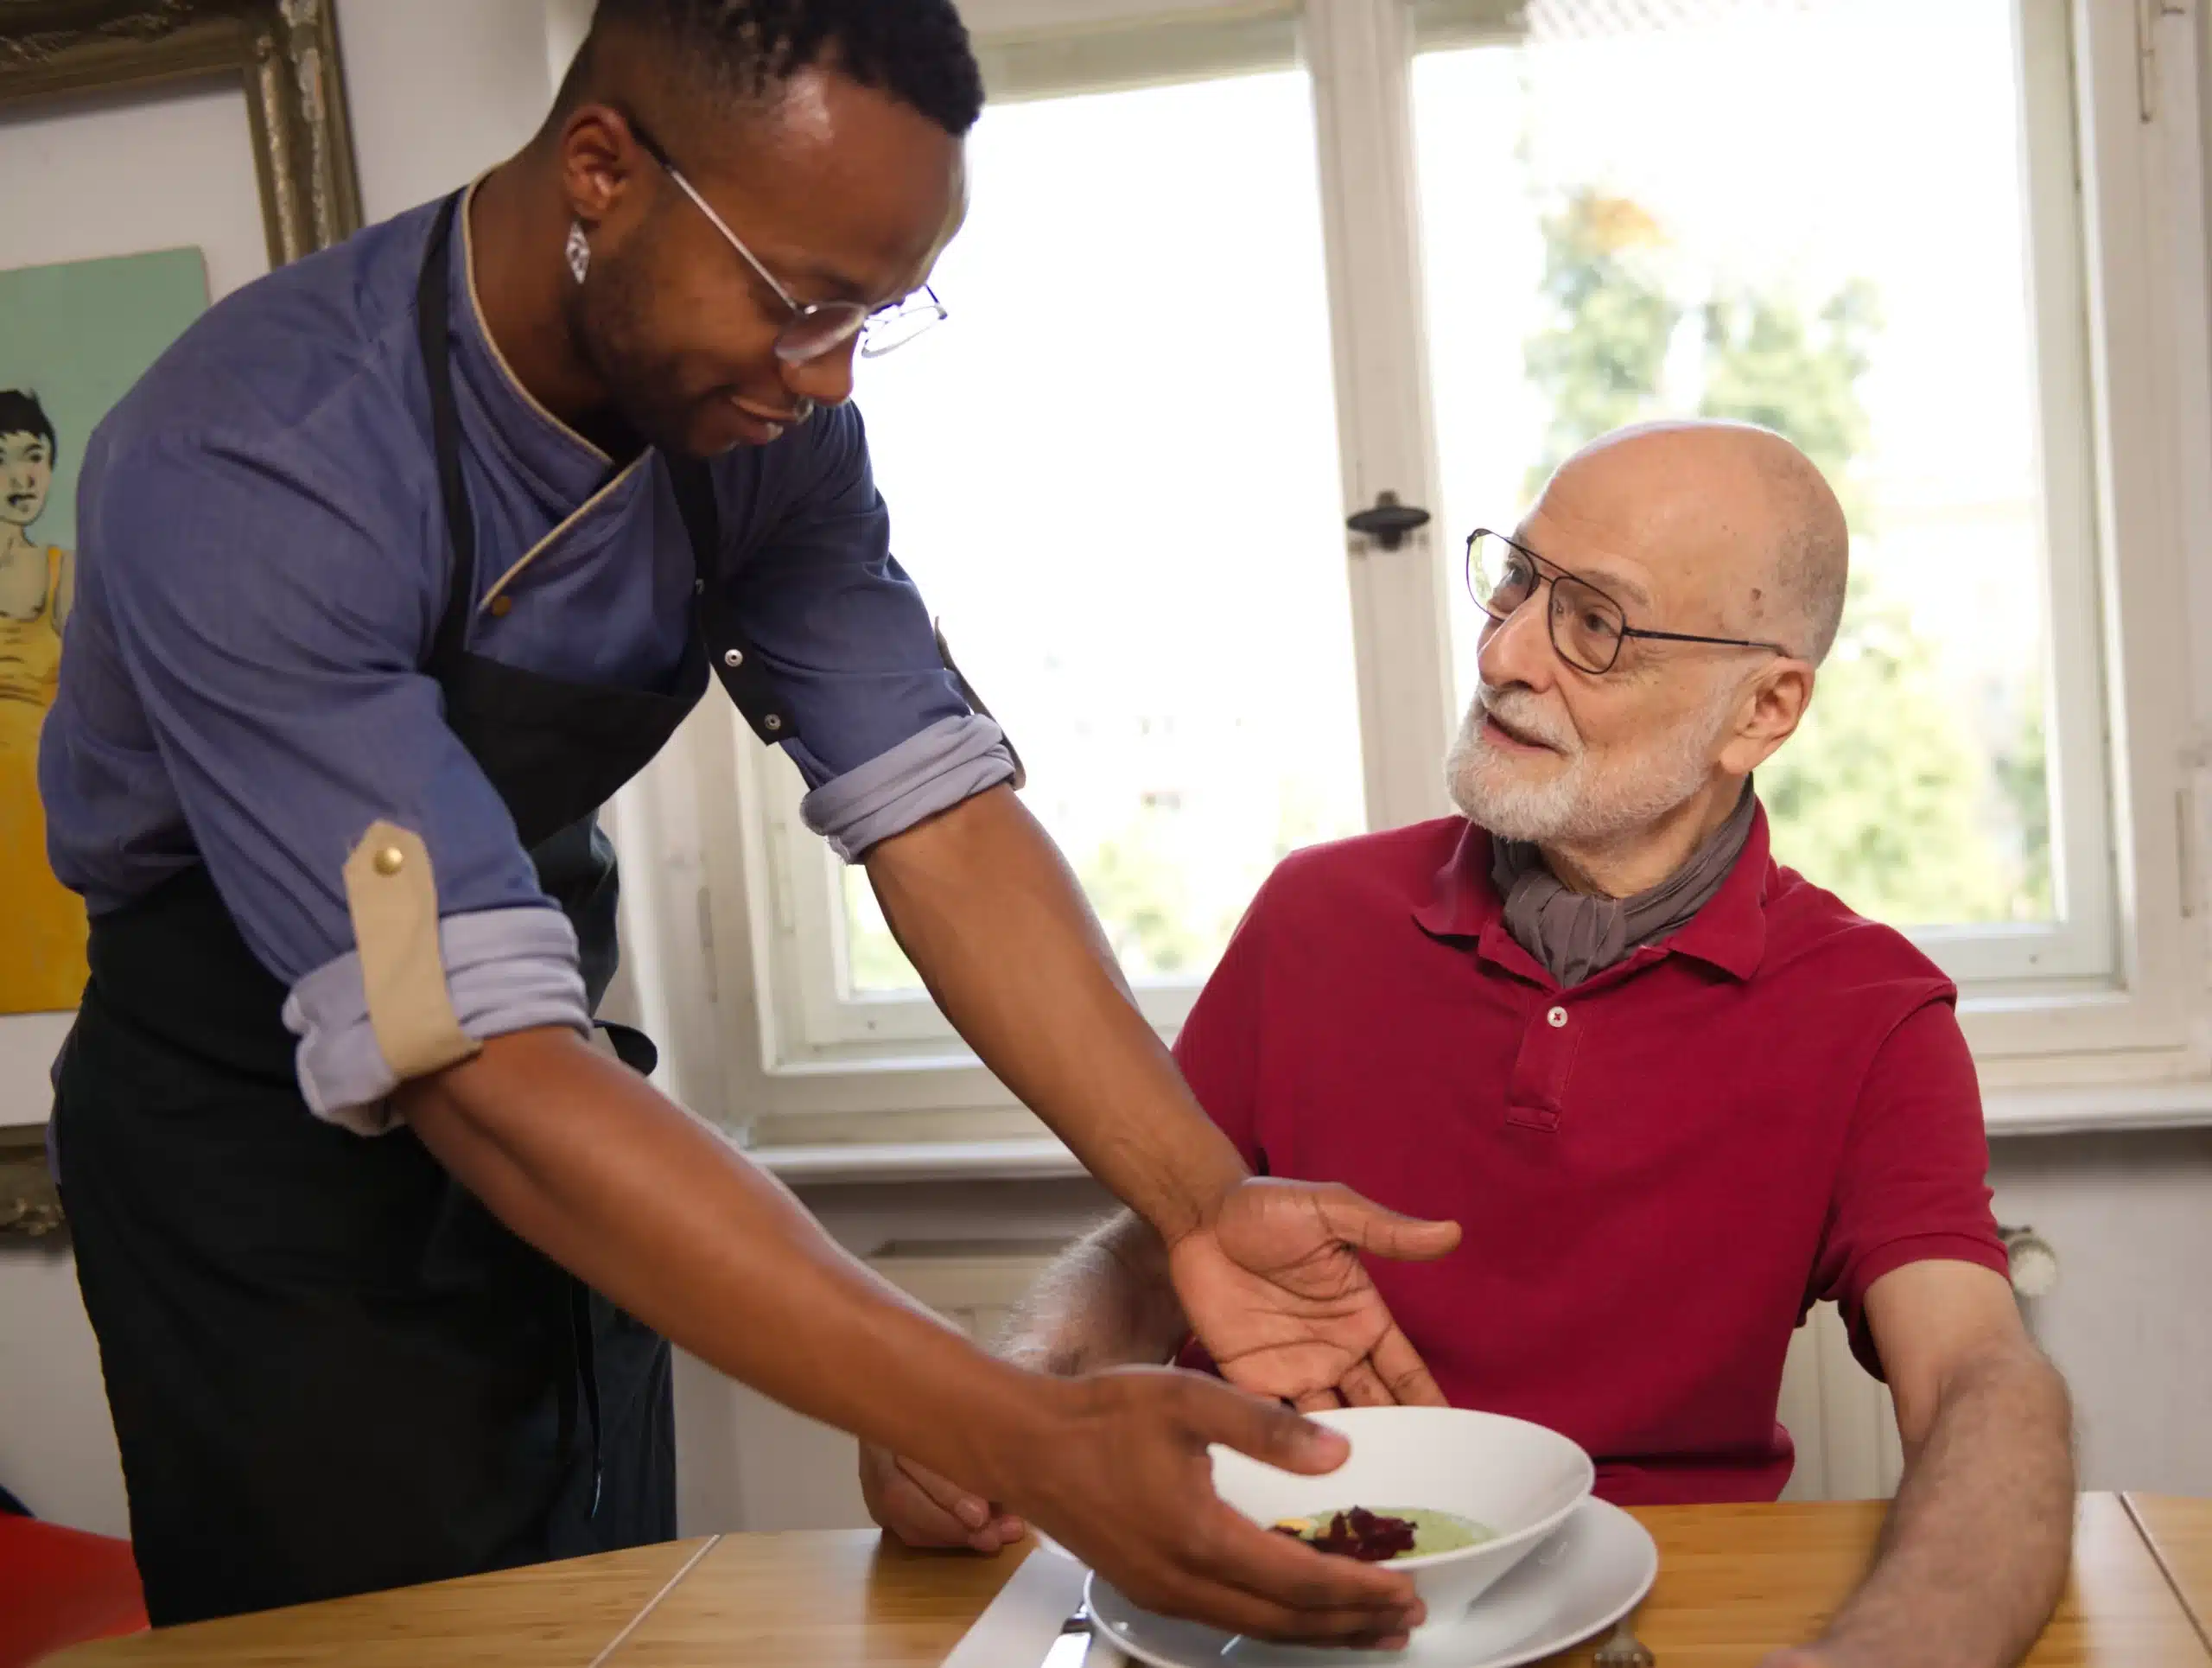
[714, 1245, 1062, 1532]
[1776, 1303, 1904, 1500]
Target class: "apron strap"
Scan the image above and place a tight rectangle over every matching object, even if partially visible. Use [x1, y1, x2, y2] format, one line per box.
[416, 194, 478, 679]
[420, 194, 606, 1518]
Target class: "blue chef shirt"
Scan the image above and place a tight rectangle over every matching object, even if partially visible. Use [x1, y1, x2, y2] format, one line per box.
[40, 190, 1014, 1129]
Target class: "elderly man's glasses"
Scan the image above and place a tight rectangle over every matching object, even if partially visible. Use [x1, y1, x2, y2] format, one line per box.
[1465, 529, 1793, 677]
[625, 117, 948, 366]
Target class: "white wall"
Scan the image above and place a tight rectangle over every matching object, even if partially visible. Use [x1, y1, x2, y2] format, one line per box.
[0, 1246, 124, 1533]
[2199, 0, 2212, 655]
[1990, 1132, 2212, 1493]
[339, 0, 560, 220]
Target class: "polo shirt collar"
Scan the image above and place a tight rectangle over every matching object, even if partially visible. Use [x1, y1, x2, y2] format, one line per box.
[1413, 802, 1772, 984]
[1412, 820, 1502, 941]
[1662, 805, 1770, 980]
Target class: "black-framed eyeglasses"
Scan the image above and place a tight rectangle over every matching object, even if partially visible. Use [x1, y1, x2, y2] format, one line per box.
[624, 116, 948, 366]
[1465, 528, 1794, 677]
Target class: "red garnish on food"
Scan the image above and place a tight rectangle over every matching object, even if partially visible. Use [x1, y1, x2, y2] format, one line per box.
[1303, 1508, 1419, 1562]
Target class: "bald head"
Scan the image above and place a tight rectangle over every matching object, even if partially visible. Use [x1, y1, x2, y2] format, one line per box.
[1540, 420, 1849, 665]
[1450, 420, 1837, 884]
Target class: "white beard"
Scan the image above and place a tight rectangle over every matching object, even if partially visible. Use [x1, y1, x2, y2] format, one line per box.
[1445, 681, 1733, 846]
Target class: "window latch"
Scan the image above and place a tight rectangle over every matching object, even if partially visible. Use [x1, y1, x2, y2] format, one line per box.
[1345, 490, 1433, 552]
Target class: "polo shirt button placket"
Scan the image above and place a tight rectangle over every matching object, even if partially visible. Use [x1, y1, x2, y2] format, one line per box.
[1506, 996, 1580, 1132]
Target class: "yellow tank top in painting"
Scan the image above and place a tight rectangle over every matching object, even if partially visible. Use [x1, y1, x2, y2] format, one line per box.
[1, 545, 90, 1014]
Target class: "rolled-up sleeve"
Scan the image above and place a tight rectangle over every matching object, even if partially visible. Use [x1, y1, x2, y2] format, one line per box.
[729, 404, 1015, 860]
[77, 427, 588, 1130]
[282, 908, 587, 1132]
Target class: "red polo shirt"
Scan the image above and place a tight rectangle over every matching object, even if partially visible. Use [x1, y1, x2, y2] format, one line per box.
[1173, 805, 2006, 1506]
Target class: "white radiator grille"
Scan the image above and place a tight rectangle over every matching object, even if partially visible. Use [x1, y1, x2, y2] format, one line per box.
[1777, 1303, 1904, 1501]
[715, 1246, 1059, 1532]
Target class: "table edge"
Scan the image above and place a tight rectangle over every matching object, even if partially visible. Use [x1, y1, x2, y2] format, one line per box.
[2123, 1493, 2212, 1660]
[582, 1535, 724, 1668]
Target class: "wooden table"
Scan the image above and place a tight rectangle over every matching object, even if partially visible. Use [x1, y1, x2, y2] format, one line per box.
[51, 1494, 2212, 1667]
[2129, 1494, 2212, 1656]
[1527, 1497, 2209, 1667]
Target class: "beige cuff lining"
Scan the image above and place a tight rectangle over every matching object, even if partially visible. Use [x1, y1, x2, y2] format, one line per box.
[343, 820, 482, 1081]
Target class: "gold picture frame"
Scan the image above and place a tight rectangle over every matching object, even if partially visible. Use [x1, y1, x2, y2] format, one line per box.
[0, 0, 364, 267]
[1, 0, 363, 1239]
[1, 1128, 61, 1238]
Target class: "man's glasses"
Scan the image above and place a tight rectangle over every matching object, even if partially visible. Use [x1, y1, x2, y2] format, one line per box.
[625, 117, 947, 366]
[1465, 528, 1792, 676]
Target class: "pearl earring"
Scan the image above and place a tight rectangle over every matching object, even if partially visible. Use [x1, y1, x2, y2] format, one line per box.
[565, 221, 591, 285]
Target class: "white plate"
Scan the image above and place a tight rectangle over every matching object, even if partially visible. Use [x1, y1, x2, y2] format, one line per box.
[1083, 1498, 1657, 1668]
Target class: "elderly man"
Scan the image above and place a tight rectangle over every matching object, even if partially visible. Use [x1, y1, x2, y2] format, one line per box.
[861, 422, 2075, 1668]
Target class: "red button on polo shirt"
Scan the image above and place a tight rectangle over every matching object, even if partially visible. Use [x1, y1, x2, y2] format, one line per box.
[1173, 805, 2006, 1506]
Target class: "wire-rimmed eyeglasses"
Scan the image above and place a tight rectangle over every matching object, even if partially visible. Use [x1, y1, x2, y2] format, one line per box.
[625, 115, 947, 366]
[1465, 528, 1793, 676]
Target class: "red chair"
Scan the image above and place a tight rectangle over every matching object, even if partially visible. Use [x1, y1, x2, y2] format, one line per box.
[0, 1514, 149, 1666]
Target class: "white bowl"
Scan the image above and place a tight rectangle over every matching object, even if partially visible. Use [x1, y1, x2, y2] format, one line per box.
[1208, 1406, 1595, 1638]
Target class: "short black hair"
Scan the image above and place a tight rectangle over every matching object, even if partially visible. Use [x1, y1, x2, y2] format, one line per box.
[575, 1, 984, 137]
[0, 391, 55, 461]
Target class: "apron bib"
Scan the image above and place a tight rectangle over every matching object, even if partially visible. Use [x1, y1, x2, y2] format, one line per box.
[54, 194, 732, 1626]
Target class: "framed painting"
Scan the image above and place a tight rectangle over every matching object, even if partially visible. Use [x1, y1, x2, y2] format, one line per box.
[0, 0, 362, 265]
[0, 0, 364, 1236]
[2, 247, 212, 1018]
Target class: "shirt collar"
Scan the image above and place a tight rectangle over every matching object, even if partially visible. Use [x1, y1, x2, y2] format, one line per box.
[1412, 801, 1772, 984]
[447, 177, 620, 515]
[1412, 820, 1503, 942]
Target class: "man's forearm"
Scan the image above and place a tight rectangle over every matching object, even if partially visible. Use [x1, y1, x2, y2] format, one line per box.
[1818, 1342, 2074, 1668]
[997, 1209, 1192, 1375]
[865, 786, 1246, 1242]
[401, 1028, 1054, 1500]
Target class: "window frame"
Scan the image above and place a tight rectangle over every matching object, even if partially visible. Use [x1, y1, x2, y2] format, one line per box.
[608, 0, 2212, 1149]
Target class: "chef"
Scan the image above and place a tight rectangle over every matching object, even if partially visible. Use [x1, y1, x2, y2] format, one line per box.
[38, 0, 1457, 1646]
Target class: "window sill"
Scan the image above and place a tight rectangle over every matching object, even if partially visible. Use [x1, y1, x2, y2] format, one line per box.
[742, 1080, 2212, 1186]
[1980, 1079, 2212, 1136]
[748, 1134, 1085, 1187]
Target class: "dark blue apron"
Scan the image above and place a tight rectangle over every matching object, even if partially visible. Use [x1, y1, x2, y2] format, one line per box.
[52, 194, 779, 1626]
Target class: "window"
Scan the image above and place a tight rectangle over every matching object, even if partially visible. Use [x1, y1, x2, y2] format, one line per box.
[1411, 0, 2109, 984]
[728, 19, 1376, 1067]
[652, 0, 2211, 1143]
[838, 60, 1366, 1011]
